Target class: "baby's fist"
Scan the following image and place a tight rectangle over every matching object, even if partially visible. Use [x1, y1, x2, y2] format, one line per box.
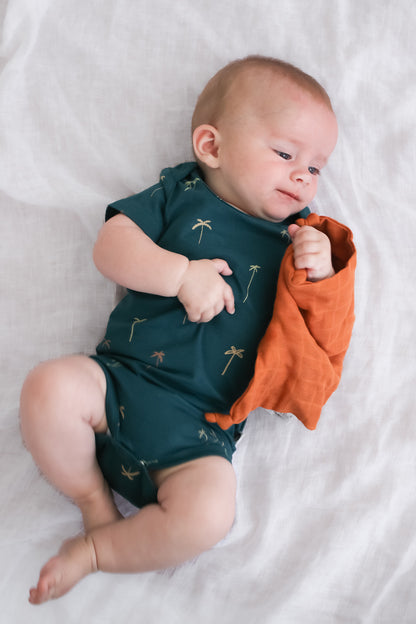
[288, 224, 335, 282]
[177, 259, 235, 323]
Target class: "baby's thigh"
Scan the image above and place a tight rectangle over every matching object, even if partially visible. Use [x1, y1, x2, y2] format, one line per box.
[154, 456, 237, 546]
[20, 355, 108, 432]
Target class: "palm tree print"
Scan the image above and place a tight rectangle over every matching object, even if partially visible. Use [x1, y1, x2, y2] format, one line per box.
[129, 317, 147, 342]
[121, 465, 140, 481]
[198, 428, 209, 442]
[192, 219, 212, 244]
[150, 175, 166, 197]
[221, 346, 245, 376]
[107, 359, 121, 368]
[243, 265, 261, 303]
[184, 177, 201, 191]
[101, 338, 111, 350]
[281, 229, 291, 242]
[151, 351, 165, 367]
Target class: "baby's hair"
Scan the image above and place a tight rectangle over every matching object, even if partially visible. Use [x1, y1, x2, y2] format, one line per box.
[191, 55, 333, 131]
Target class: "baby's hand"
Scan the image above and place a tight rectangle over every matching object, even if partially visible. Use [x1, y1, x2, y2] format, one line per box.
[288, 224, 335, 282]
[177, 259, 235, 323]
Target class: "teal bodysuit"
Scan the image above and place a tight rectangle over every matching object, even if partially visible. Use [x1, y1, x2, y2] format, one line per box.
[93, 162, 309, 507]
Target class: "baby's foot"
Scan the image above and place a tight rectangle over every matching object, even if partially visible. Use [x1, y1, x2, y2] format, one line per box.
[76, 482, 122, 532]
[29, 535, 97, 605]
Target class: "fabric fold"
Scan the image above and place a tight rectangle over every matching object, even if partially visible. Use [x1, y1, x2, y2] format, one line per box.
[205, 213, 356, 430]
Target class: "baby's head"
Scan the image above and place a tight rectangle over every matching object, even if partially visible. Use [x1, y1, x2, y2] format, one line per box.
[192, 56, 338, 222]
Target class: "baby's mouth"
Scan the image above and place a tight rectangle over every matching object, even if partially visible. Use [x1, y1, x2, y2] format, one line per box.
[277, 189, 300, 201]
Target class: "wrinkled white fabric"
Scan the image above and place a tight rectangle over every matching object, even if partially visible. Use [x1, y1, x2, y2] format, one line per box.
[1, 1, 415, 622]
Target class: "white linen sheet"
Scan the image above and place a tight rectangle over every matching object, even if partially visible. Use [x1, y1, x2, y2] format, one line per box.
[1, 1, 415, 622]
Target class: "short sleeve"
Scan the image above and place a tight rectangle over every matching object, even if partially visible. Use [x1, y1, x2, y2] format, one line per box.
[105, 178, 167, 242]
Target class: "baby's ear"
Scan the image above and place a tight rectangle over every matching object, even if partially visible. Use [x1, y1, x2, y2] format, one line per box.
[192, 124, 220, 169]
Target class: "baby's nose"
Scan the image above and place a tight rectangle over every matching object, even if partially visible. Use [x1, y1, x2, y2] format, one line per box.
[291, 167, 311, 184]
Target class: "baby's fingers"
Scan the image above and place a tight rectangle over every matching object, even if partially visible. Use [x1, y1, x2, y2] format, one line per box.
[290, 225, 334, 281]
[288, 223, 301, 240]
[223, 283, 235, 315]
[211, 258, 233, 276]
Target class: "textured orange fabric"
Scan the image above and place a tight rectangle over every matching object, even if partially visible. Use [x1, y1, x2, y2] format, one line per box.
[205, 213, 356, 430]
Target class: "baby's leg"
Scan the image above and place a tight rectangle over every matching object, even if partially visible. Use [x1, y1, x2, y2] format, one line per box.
[20, 355, 120, 531]
[28, 456, 236, 604]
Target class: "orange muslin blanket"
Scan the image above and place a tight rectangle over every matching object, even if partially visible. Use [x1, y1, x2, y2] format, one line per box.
[205, 213, 356, 431]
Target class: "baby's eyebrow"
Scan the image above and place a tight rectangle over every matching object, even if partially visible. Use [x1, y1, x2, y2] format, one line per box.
[313, 153, 329, 167]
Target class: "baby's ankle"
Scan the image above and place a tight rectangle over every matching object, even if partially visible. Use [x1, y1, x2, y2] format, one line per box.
[85, 535, 98, 573]
[75, 482, 121, 532]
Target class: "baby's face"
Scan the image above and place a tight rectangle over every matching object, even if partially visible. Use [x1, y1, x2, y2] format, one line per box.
[213, 82, 338, 222]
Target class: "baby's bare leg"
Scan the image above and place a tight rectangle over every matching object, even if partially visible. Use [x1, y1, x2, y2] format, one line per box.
[28, 456, 236, 604]
[20, 355, 120, 530]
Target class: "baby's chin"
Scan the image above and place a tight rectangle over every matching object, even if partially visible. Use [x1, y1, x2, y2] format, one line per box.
[257, 203, 304, 224]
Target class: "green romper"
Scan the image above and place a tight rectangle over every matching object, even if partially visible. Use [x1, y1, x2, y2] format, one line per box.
[92, 162, 309, 507]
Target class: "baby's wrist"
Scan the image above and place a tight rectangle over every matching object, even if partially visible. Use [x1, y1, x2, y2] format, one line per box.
[148, 249, 189, 297]
[174, 256, 191, 296]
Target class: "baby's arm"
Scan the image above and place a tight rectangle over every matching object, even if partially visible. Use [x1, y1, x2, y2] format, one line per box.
[288, 224, 335, 282]
[93, 213, 235, 322]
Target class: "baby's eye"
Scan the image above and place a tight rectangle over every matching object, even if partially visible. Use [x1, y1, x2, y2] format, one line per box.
[308, 166, 320, 176]
[275, 151, 291, 160]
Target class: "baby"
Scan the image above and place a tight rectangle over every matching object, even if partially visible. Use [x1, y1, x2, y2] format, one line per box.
[20, 55, 338, 603]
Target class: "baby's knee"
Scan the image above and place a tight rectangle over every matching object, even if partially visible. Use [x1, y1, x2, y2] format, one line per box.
[22, 360, 60, 409]
[164, 495, 235, 557]
[20, 359, 73, 430]
[199, 497, 235, 548]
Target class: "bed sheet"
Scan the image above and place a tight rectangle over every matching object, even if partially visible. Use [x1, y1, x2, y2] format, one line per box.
[1, 1, 416, 622]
